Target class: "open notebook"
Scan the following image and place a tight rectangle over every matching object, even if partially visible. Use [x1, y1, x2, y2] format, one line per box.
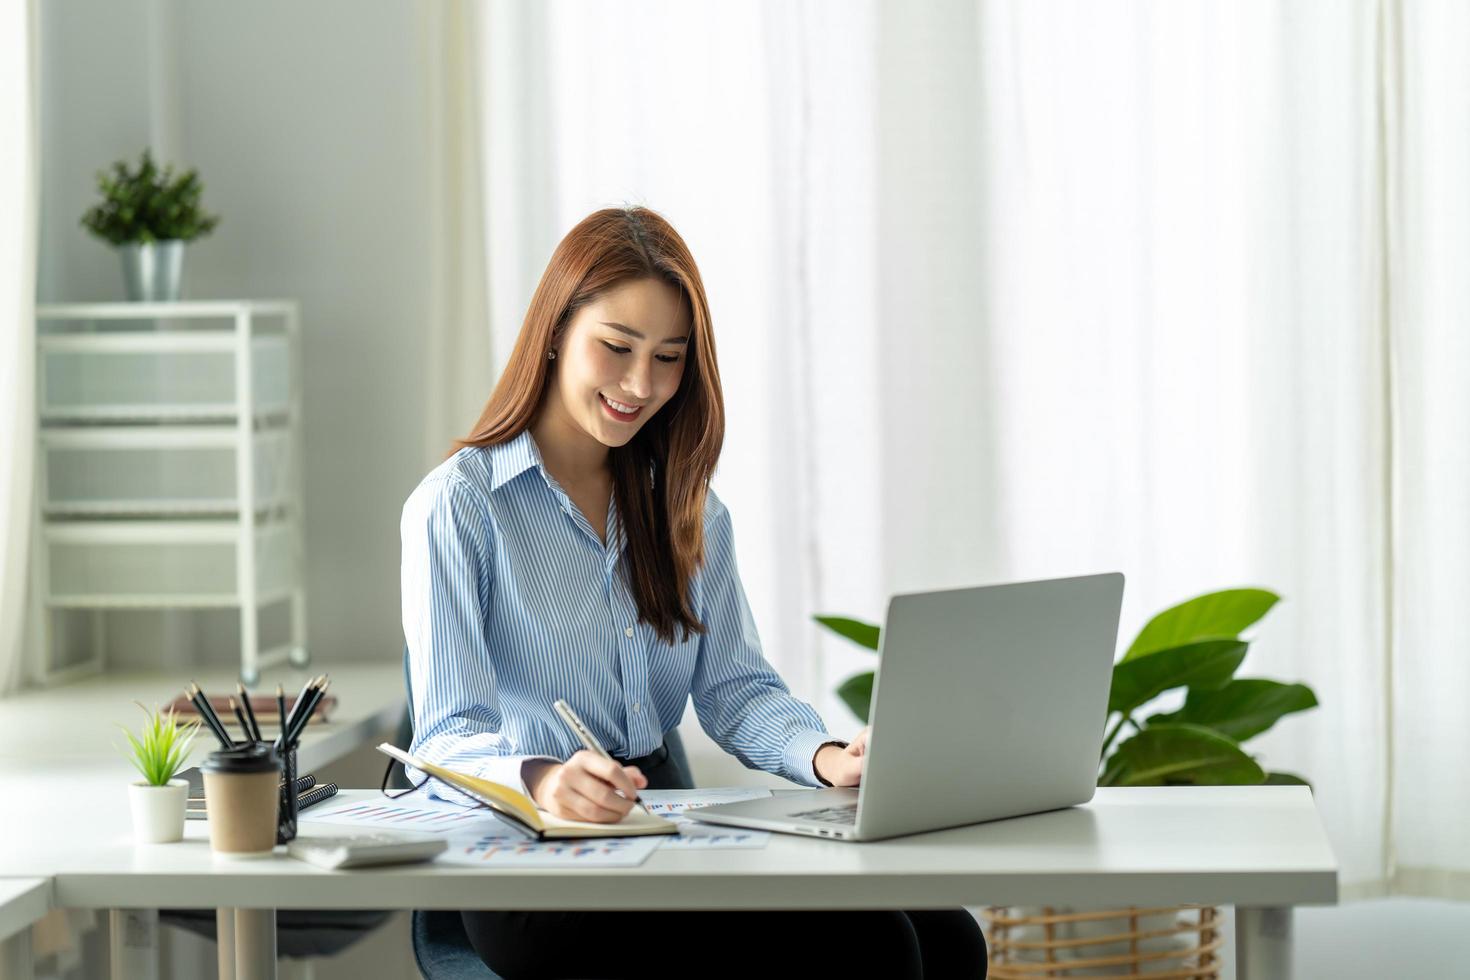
[376, 743, 679, 841]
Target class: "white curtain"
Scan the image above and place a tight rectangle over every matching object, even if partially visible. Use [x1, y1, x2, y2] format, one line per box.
[1389, 0, 1470, 898]
[0, 0, 40, 695]
[475, 0, 886, 715]
[457, 0, 1470, 898]
[421, 0, 495, 466]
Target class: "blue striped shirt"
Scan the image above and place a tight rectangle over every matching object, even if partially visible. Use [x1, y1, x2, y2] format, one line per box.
[400, 429, 837, 805]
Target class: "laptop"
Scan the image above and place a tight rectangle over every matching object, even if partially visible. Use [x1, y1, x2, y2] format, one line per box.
[684, 572, 1125, 842]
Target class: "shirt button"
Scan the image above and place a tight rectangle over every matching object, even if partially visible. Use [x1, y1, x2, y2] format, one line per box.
[624, 626, 634, 638]
[632, 702, 641, 713]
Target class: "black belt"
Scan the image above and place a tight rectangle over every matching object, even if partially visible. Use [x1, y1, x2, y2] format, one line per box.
[612, 741, 669, 770]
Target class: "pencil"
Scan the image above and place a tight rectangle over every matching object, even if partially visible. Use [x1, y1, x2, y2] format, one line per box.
[286, 678, 327, 748]
[188, 685, 232, 749]
[276, 683, 287, 752]
[229, 697, 252, 745]
[294, 675, 331, 747]
[237, 681, 262, 742]
[190, 682, 232, 741]
[283, 675, 318, 738]
[189, 683, 229, 747]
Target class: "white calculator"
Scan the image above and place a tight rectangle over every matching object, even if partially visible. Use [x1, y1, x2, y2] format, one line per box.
[286, 832, 447, 870]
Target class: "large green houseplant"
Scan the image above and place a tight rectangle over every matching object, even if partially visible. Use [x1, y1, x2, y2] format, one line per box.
[814, 586, 1317, 788]
[815, 587, 1318, 973]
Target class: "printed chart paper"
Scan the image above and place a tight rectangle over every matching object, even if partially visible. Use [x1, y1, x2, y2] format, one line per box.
[637, 787, 774, 849]
[302, 798, 505, 836]
[438, 832, 663, 867]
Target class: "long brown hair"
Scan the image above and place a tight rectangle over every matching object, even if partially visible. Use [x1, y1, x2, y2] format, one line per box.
[453, 207, 725, 644]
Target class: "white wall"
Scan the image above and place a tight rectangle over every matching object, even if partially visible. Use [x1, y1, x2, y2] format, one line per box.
[38, 0, 437, 671]
[34, 6, 1468, 977]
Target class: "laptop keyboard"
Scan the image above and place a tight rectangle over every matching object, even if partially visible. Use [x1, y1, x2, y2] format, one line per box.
[790, 803, 858, 825]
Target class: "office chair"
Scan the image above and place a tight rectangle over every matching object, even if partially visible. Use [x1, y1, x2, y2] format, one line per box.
[396, 647, 696, 979]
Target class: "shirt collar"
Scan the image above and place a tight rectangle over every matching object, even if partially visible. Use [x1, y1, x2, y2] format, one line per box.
[487, 429, 544, 493]
[489, 429, 627, 560]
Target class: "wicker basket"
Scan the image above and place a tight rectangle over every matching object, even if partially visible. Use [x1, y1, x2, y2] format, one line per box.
[980, 905, 1223, 979]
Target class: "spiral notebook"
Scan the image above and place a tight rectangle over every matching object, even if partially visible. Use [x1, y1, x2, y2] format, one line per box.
[376, 743, 678, 841]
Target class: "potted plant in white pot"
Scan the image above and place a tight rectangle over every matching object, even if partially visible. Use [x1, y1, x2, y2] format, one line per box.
[118, 702, 201, 844]
[815, 587, 1319, 978]
[80, 148, 220, 302]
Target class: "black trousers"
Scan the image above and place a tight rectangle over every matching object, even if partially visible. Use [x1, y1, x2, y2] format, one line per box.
[460, 746, 988, 980]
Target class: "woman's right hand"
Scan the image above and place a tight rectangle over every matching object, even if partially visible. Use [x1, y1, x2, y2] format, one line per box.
[523, 750, 648, 822]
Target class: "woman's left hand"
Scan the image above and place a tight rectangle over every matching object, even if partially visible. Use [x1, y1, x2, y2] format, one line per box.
[814, 726, 870, 787]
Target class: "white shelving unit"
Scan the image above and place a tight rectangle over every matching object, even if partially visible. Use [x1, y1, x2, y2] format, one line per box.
[32, 301, 309, 686]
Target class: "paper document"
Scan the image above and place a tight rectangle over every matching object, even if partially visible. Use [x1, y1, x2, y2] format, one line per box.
[303, 787, 776, 857]
[637, 787, 774, 849]
[437, 832, 663, 867]
[302, 799, 507, 836]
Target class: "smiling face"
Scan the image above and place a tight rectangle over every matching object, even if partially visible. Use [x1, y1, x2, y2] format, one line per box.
[542, 277, 691, 454]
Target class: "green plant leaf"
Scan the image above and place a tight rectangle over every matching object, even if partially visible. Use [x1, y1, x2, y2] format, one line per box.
[1108, 639, 1247, 715]
[813, 615, 880, 651]
[1123, 589, 1280, 661]
[80, 148, 220, 245]
[1145, 679, 1318, 742]
[837, 671, 874, 723]
[1264, 771, 1311, 787]
[117, 703, 199, 786]
[1100, 723, 1265, 786]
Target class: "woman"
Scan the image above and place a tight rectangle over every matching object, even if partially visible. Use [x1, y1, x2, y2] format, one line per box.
[402, 206, 987, 979]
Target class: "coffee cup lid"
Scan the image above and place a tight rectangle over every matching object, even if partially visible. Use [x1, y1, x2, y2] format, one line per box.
[202, 742, 280, 775]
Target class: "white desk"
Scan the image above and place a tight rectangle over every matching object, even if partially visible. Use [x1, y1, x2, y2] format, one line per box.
[0, 666, 1338, 978]
[3, 781, 1336, 979]
[0, 662, 405, 980]
[0, 880, 50, 978]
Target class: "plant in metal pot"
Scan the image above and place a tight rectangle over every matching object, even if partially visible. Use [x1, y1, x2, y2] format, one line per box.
[118, 702, 201, 844]
[814, 586, 1318, 977]
[80, 147, 220, 301]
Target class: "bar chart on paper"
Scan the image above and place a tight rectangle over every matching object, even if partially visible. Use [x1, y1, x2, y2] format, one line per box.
[304, 800, 504, 835]
[637, 788, 773, 849]
[440, 833, 663, 867]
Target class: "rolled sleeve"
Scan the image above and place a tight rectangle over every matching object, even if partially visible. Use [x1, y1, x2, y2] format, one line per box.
[690, 494, 834, 788]
[401, 474, 558, 804]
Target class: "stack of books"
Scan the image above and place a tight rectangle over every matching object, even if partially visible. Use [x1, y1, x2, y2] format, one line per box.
[165, 691, 337, 733]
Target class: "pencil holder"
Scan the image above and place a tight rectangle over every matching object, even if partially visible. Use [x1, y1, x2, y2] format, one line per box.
[275, 743, 299, 844]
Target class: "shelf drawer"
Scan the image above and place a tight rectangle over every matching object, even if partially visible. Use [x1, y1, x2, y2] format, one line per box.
[44, 521, 296, 607]
[39, 335, 289, 421]
[41, 428, 291, 517]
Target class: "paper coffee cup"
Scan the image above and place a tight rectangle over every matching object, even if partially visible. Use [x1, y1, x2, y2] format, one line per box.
[202, 743, 281, 857]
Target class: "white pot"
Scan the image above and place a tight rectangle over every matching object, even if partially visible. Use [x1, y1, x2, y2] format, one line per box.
[128, 779, 188, 843]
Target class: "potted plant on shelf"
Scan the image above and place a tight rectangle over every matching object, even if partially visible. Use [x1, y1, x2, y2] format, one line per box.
[80, 147, 220, 302]
[118, 702, 201, 843]
[815, 586, 1319, 978]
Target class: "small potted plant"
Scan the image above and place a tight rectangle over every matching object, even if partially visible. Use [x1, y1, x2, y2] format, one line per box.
[80, 148, 220, 302]
[118, 702, 201, 843]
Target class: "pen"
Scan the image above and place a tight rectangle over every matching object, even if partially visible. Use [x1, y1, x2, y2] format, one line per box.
[553, 699, 639, 803]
